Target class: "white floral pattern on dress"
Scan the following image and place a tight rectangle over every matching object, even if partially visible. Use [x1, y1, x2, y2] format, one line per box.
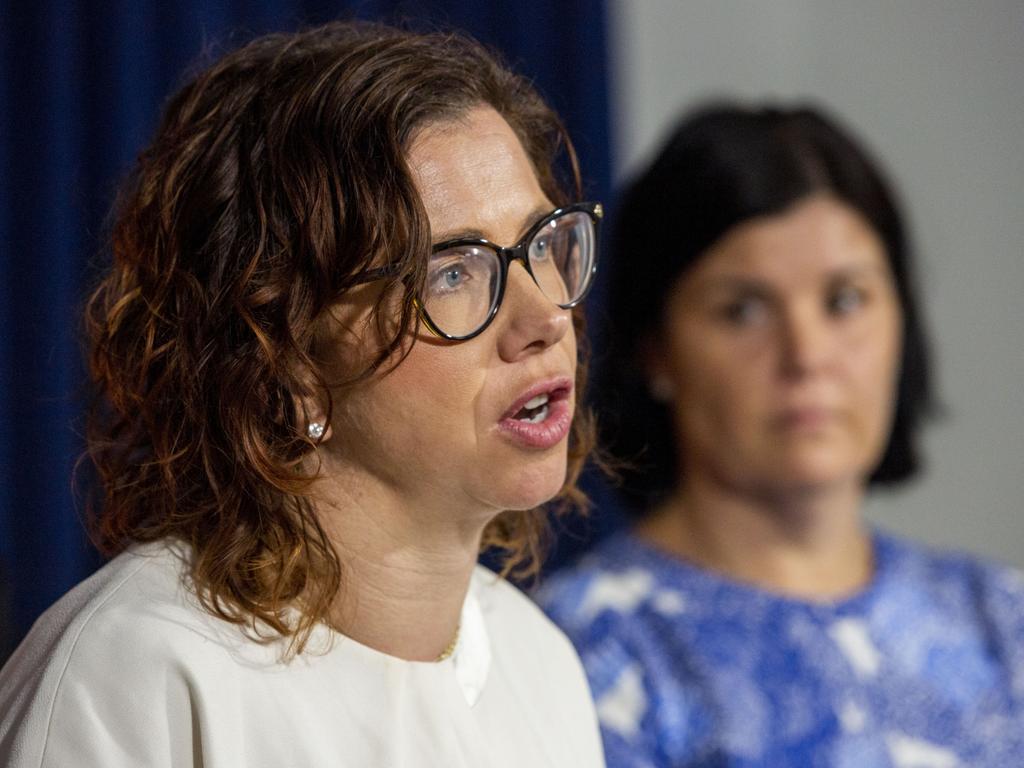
[538, 531, 1024, 767]
[597, 663, 648, 739]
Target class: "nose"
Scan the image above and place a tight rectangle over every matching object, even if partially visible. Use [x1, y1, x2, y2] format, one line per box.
[779, 303, 832, 379]
[496, 261, 571, 362]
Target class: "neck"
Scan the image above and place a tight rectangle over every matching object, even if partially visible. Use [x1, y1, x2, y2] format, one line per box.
[637, 471, 873, 600]
[311, 473, 490, 662]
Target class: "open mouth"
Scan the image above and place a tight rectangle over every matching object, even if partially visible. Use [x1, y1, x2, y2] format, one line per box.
[504, 382, 572, 423]
[513, 393, 552, 424]
[498, 379, 574, 449]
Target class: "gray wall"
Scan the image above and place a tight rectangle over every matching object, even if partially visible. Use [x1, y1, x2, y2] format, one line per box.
[608, 1, 1024, 566]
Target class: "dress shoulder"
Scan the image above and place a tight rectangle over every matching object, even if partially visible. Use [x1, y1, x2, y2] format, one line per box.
[536, 534, 673, 638]
[881, 533, 1024, 677]
[0, 542, 248, 767]
[537, 537, 694, 768]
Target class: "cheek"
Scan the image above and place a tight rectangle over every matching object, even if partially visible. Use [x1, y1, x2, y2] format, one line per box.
[668, 325, 770, 439]
[383, 342, 487, 426]
[332, 341, 490, 476]
[844, 308, 903, 409]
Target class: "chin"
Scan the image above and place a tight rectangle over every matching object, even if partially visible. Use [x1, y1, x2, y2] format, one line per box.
[760, 428, 853, 472]
[761, 455, 867, 496]
[488, 453, 569, 511]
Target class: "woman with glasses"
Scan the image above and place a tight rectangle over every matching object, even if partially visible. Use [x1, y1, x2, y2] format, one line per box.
[539, 104, 1024, 766]
[0, 22, 605, 767]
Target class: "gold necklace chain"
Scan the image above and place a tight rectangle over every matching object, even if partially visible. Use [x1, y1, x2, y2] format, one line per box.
[436, 623, 461, 662]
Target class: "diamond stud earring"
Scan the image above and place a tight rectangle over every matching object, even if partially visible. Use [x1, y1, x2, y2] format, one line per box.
[307, 422, 326, 440]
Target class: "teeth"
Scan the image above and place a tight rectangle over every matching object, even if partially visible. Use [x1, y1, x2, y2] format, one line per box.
[523, 404, 550, 424]
[524, 394, 549, 409]
[511, 392, 553, 423]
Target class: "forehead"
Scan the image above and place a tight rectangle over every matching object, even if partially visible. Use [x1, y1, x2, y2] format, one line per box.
[695, 195, 888, 285]
[407, 106, 550, 242]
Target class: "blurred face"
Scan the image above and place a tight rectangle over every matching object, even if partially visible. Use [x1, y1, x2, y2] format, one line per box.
[652, 195, 902, 497]
[320, 106, 577, 517]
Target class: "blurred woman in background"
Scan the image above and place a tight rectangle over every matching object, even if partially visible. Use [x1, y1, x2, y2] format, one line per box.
[540, 104, 1024, 766]
[0, 22, 605, 767]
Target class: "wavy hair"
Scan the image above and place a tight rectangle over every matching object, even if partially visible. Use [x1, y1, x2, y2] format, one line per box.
[85, 21, 595, 653]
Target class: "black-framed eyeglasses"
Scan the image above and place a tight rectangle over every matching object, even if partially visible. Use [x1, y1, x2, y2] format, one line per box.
[351, 202, 603, 341]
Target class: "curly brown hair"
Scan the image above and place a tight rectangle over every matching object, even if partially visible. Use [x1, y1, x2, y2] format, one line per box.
[84, 21, 595, 653]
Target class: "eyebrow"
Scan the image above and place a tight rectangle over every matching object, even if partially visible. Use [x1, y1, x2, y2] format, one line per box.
[432, 204, 555, 246]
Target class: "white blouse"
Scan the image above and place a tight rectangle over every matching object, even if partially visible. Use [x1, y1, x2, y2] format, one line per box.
[0, 541, 605, 767]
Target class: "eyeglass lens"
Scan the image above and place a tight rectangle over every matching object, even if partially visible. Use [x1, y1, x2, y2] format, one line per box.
[422, 210, 595, 338]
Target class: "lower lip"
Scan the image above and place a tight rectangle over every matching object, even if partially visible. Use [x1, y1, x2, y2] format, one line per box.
[777, 409, 835, 431]
[498, 398, 573, 449]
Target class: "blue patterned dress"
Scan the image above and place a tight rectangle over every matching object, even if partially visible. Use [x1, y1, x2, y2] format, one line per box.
[538, 531, 1024, 767]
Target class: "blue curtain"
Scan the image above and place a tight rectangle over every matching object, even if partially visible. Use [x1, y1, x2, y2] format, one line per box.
[0, 0, 615, 658]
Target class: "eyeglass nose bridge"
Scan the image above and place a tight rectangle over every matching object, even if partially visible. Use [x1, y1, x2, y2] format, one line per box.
[494, 241, 545, 295]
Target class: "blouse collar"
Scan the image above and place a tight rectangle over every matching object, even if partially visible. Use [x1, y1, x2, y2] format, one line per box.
[450, 570, 491, 706]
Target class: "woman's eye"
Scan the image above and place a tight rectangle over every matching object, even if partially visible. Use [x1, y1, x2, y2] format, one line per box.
[828, 285, 866, 316]
[531, 236, 552, 262]
[442, 267, 465, 288]
[429, 261, 471, 293]
[720, 296, 768, 326]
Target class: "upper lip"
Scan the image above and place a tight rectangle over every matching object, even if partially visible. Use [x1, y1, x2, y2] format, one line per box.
[501, 375, 574, 420]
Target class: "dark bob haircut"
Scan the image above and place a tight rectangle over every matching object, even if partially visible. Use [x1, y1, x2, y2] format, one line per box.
[85, 20, 594, 654]
[600, 102, 934, 509]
